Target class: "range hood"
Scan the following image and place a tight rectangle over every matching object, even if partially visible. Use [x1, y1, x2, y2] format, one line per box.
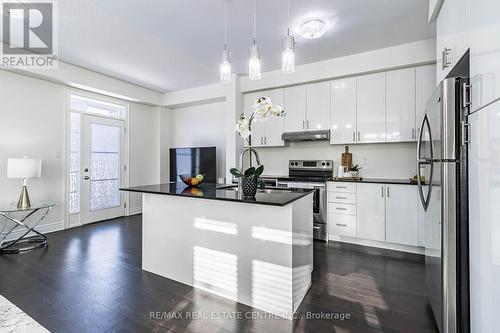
[281, 130, 330, 142]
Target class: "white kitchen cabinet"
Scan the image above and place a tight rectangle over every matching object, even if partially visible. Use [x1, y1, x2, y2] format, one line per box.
[468, 100, 500, 333]
[357, 73, 386, 143]
[386, 68, 416, 142]
[417, 196, 426, 247]
[330, 214, 357, 237]
[469, 0, 500, 112]
[284, 85, 306, 133]
[244, 89, 285, 147]
[357, 183, 386, 241]
[385, 185, 418, 246]
[244, 92, 265, 147]
[416, 65, 437, 136]
[263, 89, 285, 146]
[306, 82, 330, 131]
[436, 0, 470, 82]
[331, 78, 357, 144]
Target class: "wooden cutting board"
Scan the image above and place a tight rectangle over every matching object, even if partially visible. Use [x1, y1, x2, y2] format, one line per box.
[341, 145, 352, 168]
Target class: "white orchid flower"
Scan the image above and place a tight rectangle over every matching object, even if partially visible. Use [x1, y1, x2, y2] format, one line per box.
[235, 117, 252, 139]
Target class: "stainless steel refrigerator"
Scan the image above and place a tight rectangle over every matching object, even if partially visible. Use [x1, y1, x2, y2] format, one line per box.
[417, 77, 470, 332]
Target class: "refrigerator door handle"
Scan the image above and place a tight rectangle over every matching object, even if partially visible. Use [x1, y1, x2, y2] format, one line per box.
[417, 160, 433, 211]
[417, 113, 434, 162]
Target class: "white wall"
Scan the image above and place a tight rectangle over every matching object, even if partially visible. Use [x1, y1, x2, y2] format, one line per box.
[128, 105, 161, 214]
[253, 142, 417, 179]
[0, 70, 161, 231]
[0, 71, 66, 232]
[170, 102, 227, 180]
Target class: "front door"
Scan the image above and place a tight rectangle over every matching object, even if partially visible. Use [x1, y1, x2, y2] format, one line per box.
[81, 114, 126, 224]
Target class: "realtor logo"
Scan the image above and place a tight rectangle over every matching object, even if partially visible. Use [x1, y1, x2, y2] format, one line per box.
[1, 1, 58, 69]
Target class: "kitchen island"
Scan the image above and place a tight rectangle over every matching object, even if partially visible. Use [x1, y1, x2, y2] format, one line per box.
[120, 183, 314, 319]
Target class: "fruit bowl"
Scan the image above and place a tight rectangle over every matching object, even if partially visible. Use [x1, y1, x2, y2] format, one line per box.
[179, 174, 205, 187]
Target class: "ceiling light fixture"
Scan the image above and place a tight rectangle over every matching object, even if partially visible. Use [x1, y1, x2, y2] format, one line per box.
[220, 0, 231, 82]
[248, 0, 261, 80]
[282, 0, 295, 73]
[298, 18, 327, 39]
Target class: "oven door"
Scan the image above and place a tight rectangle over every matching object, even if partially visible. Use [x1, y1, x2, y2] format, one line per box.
[277, 181, 327, 240]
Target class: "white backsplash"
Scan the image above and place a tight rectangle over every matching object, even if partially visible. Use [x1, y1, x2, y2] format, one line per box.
[252, 141, 417, 179]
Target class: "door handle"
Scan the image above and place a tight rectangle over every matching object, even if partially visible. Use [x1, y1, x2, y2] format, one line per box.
[84, 176, 90, 180]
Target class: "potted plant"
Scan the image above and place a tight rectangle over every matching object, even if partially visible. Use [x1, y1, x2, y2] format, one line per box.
[231, 97, 285, 197]
[346, 164, 362, 178]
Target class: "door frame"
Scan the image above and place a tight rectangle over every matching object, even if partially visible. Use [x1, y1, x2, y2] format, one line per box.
[64, 90, 130, 229]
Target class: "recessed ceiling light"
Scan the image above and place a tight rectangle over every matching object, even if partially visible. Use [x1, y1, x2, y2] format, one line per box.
[298, 19, 327, 39]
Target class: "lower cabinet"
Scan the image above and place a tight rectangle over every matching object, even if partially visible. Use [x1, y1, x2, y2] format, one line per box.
[328, 182, 423, 251]
[385, 184, 418, 246]
[356, 183, 386, 241]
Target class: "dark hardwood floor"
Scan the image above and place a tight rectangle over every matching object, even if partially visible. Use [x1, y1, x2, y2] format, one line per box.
[0, 215, 437, 333]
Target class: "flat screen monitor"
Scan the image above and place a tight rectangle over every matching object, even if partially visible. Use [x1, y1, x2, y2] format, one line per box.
[169, 147, 217, 183]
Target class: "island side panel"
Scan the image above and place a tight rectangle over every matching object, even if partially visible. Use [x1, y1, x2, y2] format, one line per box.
[141, 193, 313, 317]
[291, 193, 314, 313]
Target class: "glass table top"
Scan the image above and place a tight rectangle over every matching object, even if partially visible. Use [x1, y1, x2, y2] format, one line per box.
[0, 203, 56, 213]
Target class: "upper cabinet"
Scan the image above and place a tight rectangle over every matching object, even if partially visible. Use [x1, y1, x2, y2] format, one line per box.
[284, 85, 306, 133]
[416, 65, 437, 136]
[331, 78, 357, 144]
[284, 82, 330, 132]
[306, 82, 330, 131]
[245, 64, 436, 146]
[436, 0, 470, 82]
[386, 68, 416, 142]
[469, 0, 500, 112]
[244, 89, 285, 147]
[357, 73, 386, 143]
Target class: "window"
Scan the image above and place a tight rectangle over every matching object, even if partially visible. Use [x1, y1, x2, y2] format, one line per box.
[68, 94, 127, 214]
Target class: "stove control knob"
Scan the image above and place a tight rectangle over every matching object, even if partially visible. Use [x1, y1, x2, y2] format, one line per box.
[322, 162, 326, 166]
[326, 162, 330, 166]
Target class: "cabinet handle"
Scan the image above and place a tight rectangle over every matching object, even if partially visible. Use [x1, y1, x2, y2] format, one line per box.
[336, 207, 347, 211]
[387, 186, 390, 198]
[336, 223, 348, 227]
[336, 196, 347, 200]
[307, 120, 310, 129]
[352, 131, 356, 142]
[336, 186, 347, 189]
[302, 120, 305, 130]
[411, 128, 415, 140]
[442, 47, 452, 70]
[381, 186, 384, 197]
[357, 131, 361, 141]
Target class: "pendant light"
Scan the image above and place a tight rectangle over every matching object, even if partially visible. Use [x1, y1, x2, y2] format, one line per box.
[248, 0, 261, 80]
[282, 0, 295, 73]
[220, 0, 231, 81]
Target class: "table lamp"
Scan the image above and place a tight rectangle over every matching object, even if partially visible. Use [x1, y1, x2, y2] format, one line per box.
[7, 158, 42, 209]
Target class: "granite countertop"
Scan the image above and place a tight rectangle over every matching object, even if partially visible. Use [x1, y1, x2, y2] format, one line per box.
[120, 183, 313, 207]
[329, 178, 421, 185]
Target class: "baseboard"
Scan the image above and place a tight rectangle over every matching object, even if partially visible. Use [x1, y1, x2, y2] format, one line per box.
[129, 206, 142, 216]
[3, 220, 65, 242]
[328, 236, 424, 262]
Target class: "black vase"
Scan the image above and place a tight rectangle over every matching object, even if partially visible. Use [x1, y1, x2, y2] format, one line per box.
[241, 177, 258, 197]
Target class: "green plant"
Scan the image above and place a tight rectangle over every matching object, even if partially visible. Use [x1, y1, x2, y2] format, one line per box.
[349, 164, 363, 172]
[230, 165, 266, 188]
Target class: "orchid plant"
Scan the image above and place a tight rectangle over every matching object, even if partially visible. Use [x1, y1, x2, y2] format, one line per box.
[231, 97, 285, 182]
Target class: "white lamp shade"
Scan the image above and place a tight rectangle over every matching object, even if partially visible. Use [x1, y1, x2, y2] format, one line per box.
[7, 158, 42, 179]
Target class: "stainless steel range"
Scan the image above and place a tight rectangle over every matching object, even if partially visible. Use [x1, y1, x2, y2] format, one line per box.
[273, 160, 333, 241]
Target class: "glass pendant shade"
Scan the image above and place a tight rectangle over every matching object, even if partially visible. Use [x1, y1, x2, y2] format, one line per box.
[220, 49, 231, 81]
[282, 34, 295, 73]
[248, 44, 261, 80]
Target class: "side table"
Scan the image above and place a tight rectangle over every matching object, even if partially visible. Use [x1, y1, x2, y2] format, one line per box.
[0, 203, 55, 254]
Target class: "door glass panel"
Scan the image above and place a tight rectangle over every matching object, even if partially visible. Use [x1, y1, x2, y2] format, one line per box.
[89, 123, 121, 211]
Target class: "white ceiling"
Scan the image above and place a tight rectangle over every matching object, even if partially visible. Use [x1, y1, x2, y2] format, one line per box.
[53, 0, 435, 92]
